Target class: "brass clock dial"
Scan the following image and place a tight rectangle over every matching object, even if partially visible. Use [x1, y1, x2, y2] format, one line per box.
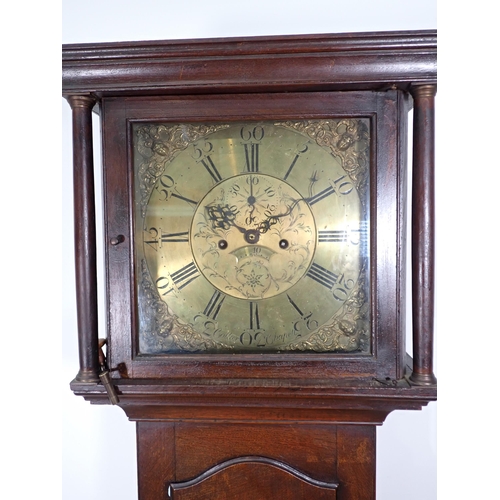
[134, 120, 371, 354]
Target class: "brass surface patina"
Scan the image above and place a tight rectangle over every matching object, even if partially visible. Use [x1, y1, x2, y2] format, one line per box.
[134, 120, 370, 354]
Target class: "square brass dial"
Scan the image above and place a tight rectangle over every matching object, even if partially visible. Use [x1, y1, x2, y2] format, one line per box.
[133, 119, 371, 354]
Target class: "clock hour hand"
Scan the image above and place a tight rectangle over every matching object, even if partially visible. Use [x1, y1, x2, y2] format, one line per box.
[206, 204, 246, 233]
[206, 204, 262, 244]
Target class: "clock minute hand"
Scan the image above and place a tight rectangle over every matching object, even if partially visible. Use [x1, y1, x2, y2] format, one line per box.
[257, 198, 302, 233]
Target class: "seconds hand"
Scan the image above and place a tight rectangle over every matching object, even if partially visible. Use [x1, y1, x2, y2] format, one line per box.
[246, 174, 258, 225]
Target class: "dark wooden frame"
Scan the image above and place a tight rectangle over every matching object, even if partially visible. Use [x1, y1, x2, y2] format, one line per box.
[63, 30, 437, 500]
[101, 90, 406, 382]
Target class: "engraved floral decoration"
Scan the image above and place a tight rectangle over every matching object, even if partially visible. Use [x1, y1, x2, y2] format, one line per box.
[135, 123, 229, 217]
[283, 269, 370, 353]
[139, 260, 227, 353]
[275, 119, 370, 215]
[191, 174, 316, 300]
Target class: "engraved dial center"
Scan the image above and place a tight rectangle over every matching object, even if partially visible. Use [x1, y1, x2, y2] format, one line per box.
[190, 173, 317, 300]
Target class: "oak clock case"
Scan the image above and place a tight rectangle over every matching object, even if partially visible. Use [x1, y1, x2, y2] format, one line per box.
[134, 119, 370, 355]
[103, 90, 400, 381]
[64, 31, 437, 500]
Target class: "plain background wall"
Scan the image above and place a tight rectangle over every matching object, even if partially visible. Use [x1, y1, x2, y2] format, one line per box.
[4, 2, 498, 499]
[61, 3, 438, 496]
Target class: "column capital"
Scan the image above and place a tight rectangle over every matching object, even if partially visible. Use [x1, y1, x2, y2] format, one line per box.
[66, 94, 97, 110]
[410, 84, 437, 99]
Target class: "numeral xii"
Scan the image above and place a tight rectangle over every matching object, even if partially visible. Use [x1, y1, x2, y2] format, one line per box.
[243, 143, 259, 172]
[241, 125, 264, 173]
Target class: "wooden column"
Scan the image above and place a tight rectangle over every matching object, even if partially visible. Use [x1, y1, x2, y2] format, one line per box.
[67, 95, 100, 383]
[409, 84, 437, 386]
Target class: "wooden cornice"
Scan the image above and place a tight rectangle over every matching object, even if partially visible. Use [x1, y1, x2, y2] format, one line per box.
[62, 30, 436, 97]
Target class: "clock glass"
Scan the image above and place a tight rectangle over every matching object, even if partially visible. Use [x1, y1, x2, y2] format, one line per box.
[133, 120, 371, 354]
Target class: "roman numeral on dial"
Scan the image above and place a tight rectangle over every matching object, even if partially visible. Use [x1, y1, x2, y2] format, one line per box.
[286, 294, 304, 316]
[203, 290, 225, 321]
[162, 231, 189, 243]
[170, 261, 200, 290]
[318, 224, 368, 245]
[200, 156, 222, 182]
[306, 263, 355, 302]
[145, 228, 189, 250]
[283, 143, 308, 180]
[241, 125, 264, 173]
[243, 143, 259, 172]
[306, 262, 340, 290]
[249, 301, 261, 330]
[306, 185, 335, 206]
[306, 175, 355, 206]
[318, 230, 348, 243]
[170, 192, 199, 206]
[155, 262, 201, 296]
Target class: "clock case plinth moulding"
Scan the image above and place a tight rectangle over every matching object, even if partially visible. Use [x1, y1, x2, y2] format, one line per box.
[63, 30, 437, 500]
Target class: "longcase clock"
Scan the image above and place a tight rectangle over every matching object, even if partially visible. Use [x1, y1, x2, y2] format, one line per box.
[63, 30, 437, 499]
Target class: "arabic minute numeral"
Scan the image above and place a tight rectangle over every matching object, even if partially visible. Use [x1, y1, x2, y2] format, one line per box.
[157, 174, 175, 201]
[286, 294, 318, 334]
[157, 174, 199, 206]
[192, 141, 222, 183]
[156, 276, 174, 296]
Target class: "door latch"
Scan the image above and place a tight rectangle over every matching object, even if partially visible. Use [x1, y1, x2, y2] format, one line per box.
[98, 339, 119, 404]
